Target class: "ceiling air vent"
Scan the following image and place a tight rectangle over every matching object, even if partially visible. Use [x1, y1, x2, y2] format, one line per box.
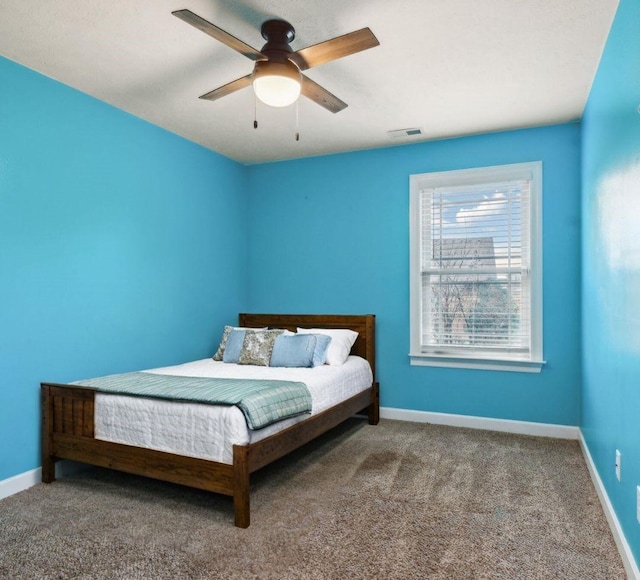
[387, 128, 423, 139]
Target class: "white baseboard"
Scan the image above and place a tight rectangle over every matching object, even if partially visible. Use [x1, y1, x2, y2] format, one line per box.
[579, 432, 640, 580]
[380, 407, 580, 439]
[0, 461, 87, 501]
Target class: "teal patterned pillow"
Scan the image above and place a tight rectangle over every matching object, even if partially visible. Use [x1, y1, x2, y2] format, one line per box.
[238, 329, 284, 366]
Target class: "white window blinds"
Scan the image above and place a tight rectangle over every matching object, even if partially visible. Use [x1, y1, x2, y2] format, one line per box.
[421, 179, 530, 355]
[410, 162, 543, 371]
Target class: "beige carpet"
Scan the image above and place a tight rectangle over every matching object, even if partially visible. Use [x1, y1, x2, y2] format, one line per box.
[0, 419, 626, 579]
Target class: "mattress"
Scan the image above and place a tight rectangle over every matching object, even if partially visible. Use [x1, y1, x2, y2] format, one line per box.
[95, 356, 373, 465]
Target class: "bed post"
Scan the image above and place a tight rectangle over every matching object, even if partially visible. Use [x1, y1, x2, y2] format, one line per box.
[364, 315, 379, 426]
[233, 445, 250, 528]
[368, 381, 380, 425]
[41, 384, 56, 483]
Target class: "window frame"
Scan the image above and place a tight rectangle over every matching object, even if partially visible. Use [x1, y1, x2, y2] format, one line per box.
[409, 162, 545, 373]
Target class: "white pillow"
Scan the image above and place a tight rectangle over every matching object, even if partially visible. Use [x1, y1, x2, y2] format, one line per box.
[296, 327, 358, 366]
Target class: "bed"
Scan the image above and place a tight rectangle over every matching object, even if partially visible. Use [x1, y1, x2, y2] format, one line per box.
[41, 313, 379, 528]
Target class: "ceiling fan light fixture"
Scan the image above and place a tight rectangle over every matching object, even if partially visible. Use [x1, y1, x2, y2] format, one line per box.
[174, 10, 379, 114]
[252, 60, 301, 108]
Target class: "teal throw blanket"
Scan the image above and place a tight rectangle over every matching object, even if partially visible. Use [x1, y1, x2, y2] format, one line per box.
[73, 372, 312, 430]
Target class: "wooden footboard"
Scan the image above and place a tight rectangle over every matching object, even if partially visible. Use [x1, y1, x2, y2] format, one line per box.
[41, 384, 95, 483]
[41, 313, 379, 528]
[41, 383, 235, 494]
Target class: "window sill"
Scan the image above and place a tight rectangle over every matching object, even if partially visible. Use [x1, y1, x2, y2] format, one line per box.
[409, 353, 545, 373]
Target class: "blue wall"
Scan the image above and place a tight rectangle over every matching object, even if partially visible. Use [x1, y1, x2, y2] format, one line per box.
[581, 0, 640, 563]
[0, 57, 248, 481]
[246, 124, 582, 425]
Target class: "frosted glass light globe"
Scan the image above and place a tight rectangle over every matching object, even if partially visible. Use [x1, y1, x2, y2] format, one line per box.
[253, 75, 301, 107]
[252, 60, 301, 108]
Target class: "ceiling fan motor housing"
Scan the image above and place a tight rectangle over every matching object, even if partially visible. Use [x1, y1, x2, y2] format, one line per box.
[253, 19, 301, 90]
[260, 19, 296, 54]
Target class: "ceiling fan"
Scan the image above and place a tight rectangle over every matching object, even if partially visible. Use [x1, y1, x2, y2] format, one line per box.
[172, 9, 379, 113]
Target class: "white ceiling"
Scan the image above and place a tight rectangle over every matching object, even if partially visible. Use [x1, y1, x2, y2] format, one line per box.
[0, 0, 619, 164]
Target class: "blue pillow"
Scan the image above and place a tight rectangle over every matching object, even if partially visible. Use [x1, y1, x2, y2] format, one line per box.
[223, 329, 246, 363]
[270, 334, 316, 368]
[310, 334, 332, 367]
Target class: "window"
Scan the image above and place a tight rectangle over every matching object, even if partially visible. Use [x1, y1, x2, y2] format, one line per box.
[409, 162, 544, 372]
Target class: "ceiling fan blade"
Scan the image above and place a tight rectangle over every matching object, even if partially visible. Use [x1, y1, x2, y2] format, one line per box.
[289, 28, 379, 71]
[301, 75, 347, 113]
[199, 74, 253, 102]
[172, 9, 265, 61]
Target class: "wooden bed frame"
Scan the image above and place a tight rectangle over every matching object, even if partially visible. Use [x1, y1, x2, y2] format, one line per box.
[41, 313, 379, 528]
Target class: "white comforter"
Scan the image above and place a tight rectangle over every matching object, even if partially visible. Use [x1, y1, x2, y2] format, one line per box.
[95, 356, 373, 465]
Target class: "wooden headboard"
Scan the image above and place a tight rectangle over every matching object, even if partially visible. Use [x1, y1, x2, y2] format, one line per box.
[239, 313, 376, 381]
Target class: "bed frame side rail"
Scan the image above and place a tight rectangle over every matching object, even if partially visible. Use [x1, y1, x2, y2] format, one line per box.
[232, 383, 376, 527]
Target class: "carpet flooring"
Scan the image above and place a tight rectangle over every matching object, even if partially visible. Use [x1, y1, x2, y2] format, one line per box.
[0, 419, 626, 579]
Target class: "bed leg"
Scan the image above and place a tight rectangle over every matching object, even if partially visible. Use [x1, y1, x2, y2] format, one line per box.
[233, 445, 250, 528]
[368, 382, 380, 425]
[41, 385, 56, 483]
[42, 454, 56, 483]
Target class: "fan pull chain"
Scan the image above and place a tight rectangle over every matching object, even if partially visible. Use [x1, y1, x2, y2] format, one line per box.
[295, 99, 300, 141]
[253, 93, 258, 129]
